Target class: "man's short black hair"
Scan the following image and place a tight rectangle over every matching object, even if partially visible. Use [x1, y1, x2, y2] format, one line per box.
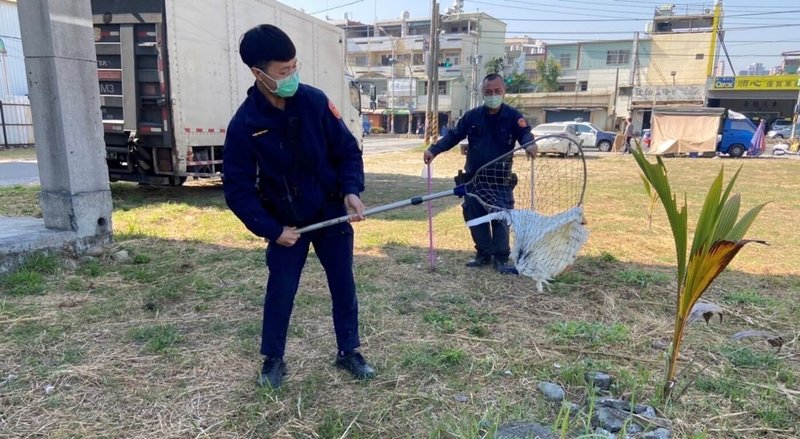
[239, 24, 296, 69]
[483, 73, 504, 84]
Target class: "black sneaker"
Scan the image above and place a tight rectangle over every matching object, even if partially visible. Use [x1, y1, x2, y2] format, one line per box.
[335, 351, 375, 380]
[258, 357, 286, 389]
[494, 260, 518, 275]
[465, 255, 492, 267]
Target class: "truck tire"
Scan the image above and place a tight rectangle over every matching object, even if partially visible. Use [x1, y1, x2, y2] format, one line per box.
[728, 144, 745, 158]
[597, 140, 612, 152]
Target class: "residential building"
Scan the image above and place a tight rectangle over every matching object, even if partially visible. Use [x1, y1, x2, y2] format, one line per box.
[778, 51, 800, 75]
[503, 37, 545, 88]
[334, 10, 506, 134]
[510, 6, 717, 133]
[739, 63, 767, 76]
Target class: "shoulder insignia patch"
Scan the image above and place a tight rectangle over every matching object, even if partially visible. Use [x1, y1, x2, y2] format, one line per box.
[328, 100, 342, 119]
[517, 117, 528, 128]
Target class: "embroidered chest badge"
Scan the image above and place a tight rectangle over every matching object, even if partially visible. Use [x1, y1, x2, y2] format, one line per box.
[328, 100, 342, 119]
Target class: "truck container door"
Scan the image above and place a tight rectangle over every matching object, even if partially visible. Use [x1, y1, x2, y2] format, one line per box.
[92, 1, 180, 185]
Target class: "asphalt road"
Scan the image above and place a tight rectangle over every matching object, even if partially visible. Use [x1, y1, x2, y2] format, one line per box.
[0, 137, 422, 187]
[0, 161, 39, 187]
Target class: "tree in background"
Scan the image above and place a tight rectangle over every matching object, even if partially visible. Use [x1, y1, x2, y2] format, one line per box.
[484, 57, 504, 75]
[505, 73, 534, 93]
[535, 57, 562, 92]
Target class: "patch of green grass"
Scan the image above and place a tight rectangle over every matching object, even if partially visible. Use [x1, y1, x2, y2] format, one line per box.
[614, 268, 670, 287]
[317, 409, 364, 439]
[399, 345, 466, 373]
[8, 323, 66, 346]
[133, 254, 151, 264]
[1, 269, 46, 296]
[423, 310, 456, 333]
[0, 253, 60, 296]
[128, 324, 182, 354]
[720, 346, 780, 369]
[77, 259, 105, 277]
[64, 278, 83, 292]
[756, 401, 793, 429]
[548, 321, 629, 346]
[236, 320, 261, 341]
[721, 289, 773, 307]
[695, 373, 750, 400]
[468, 325, 490, 337]
[556, 359, 614, 387]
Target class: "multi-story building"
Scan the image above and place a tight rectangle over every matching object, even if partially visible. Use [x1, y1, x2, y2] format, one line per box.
[334, 10, 506, 134]
[503, 37, 545, 87]
[739, 63, 768, 76]
[511, 6, 715, 132]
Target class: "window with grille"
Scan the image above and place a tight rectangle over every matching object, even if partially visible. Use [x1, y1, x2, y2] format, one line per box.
[606, 50, 630, 65]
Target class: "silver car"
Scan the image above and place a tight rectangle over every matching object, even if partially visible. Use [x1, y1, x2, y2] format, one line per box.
[767, 123, 799, 139]
[531, 123, 581, 155]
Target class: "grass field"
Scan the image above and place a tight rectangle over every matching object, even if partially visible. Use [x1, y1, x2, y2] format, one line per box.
[0, 146, 37, 162]
[1, 150, 798, 438]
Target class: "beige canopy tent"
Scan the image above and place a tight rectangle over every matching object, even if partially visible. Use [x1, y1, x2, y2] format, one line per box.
[649, 107, 725, 155]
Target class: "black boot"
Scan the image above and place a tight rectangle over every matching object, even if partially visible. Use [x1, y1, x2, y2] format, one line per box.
[335, 351, 376, 380]
[494, 259, 518, 275]
[465, 254, 492, 268]
[259, 356, 286, 388]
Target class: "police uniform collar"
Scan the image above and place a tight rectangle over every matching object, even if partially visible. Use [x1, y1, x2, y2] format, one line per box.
[243, 83, 309, 128]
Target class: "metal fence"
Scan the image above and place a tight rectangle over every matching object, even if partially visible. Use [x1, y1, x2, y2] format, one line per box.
[0, 96, 35, 149]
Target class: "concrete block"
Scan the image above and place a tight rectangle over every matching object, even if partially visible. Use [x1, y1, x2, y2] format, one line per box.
[0, 216, 112, 275]
[17, 0, 97, 62]
[39, 189, 112, 236]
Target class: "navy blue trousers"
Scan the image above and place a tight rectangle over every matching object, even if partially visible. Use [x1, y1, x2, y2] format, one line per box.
[260, 222, 360, 358]
[462, 196, 511, 262]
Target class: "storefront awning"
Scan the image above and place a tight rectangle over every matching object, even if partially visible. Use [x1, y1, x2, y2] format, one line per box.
[383, 109, 410, 115]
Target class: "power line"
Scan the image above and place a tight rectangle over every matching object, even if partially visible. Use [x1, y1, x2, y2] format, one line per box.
[309, 0, 365, 15]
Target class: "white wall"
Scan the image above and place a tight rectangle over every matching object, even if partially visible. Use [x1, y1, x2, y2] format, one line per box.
[0, 0, 28, 96]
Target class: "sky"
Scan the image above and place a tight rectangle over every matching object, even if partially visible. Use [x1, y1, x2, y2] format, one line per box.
[278, 0, 800, 75]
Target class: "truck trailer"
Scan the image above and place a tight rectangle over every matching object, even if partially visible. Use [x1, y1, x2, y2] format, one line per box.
[90, 0, 362, 185]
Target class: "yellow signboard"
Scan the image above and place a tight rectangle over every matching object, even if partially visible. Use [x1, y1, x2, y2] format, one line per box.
[713, 75, 800, 90]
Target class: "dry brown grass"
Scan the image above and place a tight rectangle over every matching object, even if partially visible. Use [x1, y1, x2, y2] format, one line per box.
[0, 150, 798, 438]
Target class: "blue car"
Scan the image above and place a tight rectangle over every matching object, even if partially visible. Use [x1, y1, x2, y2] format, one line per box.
[559, 122, 616, 152]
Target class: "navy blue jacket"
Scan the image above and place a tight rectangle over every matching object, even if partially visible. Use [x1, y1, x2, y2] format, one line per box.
[428, 104, 534, 173]
[223, 83, 364, 241]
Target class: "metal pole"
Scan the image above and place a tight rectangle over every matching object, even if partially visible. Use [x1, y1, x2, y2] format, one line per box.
[430, 3, 440, 143]
[424, 0, 437, 145]
[0, 100, 8, 150]
[389, 35, 395, 134]
[790, 81, 800, 140]
[612, 67, 619, 129]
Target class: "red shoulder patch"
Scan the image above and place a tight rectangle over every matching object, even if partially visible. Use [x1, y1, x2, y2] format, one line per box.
[518, 117, 528, 128]
[328, 100, 342, 119]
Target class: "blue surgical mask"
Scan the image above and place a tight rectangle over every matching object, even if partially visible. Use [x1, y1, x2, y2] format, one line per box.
[259, 70, 300, 98]
[483, 94, 503, 109]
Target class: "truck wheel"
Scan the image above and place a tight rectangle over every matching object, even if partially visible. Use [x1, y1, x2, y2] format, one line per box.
[597, 140, 612, 152]
[728, 144, 745, 158]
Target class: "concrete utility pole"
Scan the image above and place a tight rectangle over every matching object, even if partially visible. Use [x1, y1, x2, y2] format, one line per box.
[424, 0, 439, 145]
[11, 1, 112, 253]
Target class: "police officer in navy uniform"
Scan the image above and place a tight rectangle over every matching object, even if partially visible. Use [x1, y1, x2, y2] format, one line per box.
[423, 73, 535, 274]
[223, 25, 374, 389]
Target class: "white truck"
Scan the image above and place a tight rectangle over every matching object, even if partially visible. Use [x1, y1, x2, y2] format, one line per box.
[90, 0, 362, 186]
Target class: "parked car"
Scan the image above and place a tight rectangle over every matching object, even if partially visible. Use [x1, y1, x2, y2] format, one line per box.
[767, 123, 799, 139]
[769, 119, 793, 131]
[531, 123, 581, 155]
[555, 122, 616, 152]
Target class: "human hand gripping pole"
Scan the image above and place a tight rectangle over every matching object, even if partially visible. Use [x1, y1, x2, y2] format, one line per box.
[294, 136, 569, 234]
